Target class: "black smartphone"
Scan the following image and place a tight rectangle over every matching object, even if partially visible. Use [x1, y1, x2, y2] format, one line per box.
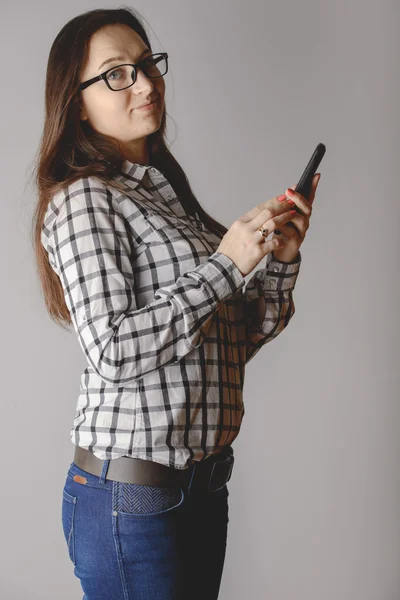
[274, 142, 326, 235]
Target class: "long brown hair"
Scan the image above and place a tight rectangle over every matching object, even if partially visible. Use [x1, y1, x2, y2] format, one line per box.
[32, 7, 228, 329]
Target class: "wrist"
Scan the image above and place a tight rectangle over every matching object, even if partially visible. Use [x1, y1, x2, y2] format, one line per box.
[271, 249, 301, 264]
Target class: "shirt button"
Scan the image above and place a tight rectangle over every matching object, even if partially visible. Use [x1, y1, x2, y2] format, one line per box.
[150, 167, 158, 174]
[273, 267, 279, 272]
[166, 195, 173, 200]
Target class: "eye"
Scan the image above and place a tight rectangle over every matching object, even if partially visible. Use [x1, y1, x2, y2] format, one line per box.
[106, 66, 133, 89]
[108, 68, 122, 80]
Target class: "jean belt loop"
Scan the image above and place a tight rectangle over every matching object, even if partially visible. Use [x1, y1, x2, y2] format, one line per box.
[99, 459, 111, 484]
[208, 454, 234, 493]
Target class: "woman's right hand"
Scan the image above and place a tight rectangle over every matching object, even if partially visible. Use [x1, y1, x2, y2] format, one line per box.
[216, 194, 297, 277]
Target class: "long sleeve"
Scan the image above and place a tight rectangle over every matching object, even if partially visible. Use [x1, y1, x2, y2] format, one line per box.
[243, 250, 301, 363]
[46, 185, 245, 385]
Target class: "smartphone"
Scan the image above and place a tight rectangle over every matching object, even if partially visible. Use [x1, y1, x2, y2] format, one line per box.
[274, 142, 326, 235]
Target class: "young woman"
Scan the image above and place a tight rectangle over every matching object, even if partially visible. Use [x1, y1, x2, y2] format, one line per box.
[34, 7, 320, 600]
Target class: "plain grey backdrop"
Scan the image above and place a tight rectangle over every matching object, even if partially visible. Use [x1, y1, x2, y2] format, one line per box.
[2, 0, 398, 598]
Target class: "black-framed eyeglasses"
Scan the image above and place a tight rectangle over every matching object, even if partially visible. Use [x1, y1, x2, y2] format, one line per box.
[78, 52, 168, 92]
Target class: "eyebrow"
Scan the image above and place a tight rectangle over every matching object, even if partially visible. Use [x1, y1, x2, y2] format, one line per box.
[97, 48, 152, 72]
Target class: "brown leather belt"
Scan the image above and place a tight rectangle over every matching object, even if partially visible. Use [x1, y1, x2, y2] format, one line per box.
[73, 445, 234, 493]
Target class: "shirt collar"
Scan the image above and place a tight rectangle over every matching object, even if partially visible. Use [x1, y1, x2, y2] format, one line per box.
[115, 158, 193, 221]
[121, 160, 150, 182]
[112, 159, 154, 194]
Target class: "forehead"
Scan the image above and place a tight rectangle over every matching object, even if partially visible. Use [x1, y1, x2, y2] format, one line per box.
[86, 24, 147, 67]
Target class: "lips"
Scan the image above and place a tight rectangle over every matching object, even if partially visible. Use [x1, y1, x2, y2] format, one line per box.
[136, 99, 156, 109]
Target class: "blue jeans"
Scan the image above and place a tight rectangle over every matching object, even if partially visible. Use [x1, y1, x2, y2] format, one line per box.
[61, 459, 230, 599]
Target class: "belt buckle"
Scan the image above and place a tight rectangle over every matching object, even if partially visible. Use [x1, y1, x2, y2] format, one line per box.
[207, 454, 234, 493]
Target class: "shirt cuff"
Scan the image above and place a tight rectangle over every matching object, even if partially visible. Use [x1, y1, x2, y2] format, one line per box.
[258, 250, 302, 293]
[194, 251, 245, 302]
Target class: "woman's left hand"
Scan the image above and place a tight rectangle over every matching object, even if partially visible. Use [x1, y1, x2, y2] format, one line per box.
[271, 173, 321, 263]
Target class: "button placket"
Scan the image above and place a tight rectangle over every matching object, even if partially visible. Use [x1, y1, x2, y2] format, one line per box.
[193, 212, 204, 230]
[187, 211, 205, 231]
[147, 169, 189, 219]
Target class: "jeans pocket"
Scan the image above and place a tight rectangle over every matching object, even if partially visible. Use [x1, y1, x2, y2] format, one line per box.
[112, 481, 184, 517]
[61, 488, 77, 564]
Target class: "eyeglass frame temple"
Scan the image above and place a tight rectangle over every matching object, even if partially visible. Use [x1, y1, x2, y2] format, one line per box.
[78, 52, 168, 92]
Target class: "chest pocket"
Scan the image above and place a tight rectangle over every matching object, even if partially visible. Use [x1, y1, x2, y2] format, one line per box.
[138, 209, 222, 256]
[143, 211, 194, 243]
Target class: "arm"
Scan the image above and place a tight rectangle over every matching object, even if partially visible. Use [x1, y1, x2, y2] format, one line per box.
[243, 250, 301, 363]
[46, 184, 245, 385]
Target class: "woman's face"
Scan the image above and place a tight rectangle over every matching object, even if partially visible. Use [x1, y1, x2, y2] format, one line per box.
[79, 24, 165, 163]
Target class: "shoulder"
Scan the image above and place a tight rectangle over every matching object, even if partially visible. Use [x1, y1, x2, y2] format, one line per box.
[45, 176, 125, 230]
[42, 175, 148, 253]
[56, 176, 110, 215]
[41, 177, 110, 251]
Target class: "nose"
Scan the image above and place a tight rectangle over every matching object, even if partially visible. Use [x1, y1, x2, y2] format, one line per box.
[133, 68, 155, 92]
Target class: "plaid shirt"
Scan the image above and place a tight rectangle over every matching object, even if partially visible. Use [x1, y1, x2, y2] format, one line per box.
[41, 160, 301, 469]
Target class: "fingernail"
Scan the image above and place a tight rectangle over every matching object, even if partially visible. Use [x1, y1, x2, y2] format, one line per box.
[286, 188, 295, 196]
[277, 194, 286, 201]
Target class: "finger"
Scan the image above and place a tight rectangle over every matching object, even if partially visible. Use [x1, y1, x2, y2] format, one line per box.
[291, 173, 320, 204]
[244, 194, 281, 222]
[286, 213, 307, 238]
[272, 222, 296, 239]
[260, 205, 296, 235]
[247, 192, 292, 225]
[286, 186, 312, 216]
[310, 173, 321, 202]
[272, 221, 301, 242]
[273, 210, 307, 239]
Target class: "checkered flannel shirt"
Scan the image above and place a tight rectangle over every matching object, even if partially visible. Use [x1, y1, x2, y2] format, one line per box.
[41, 160, 301, 468]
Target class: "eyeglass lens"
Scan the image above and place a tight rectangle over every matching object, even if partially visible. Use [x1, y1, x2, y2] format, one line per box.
[106, 54, 167, 90]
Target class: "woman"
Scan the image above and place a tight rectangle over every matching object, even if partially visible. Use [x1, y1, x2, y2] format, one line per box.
[34, 7, 320, 600]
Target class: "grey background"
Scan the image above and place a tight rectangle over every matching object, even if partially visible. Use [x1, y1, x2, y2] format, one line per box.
[2, 0, 399, 598]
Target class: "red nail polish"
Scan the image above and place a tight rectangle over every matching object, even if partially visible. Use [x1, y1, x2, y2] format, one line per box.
[277, 194, 286, 201]
[286, 188, 294, 196]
